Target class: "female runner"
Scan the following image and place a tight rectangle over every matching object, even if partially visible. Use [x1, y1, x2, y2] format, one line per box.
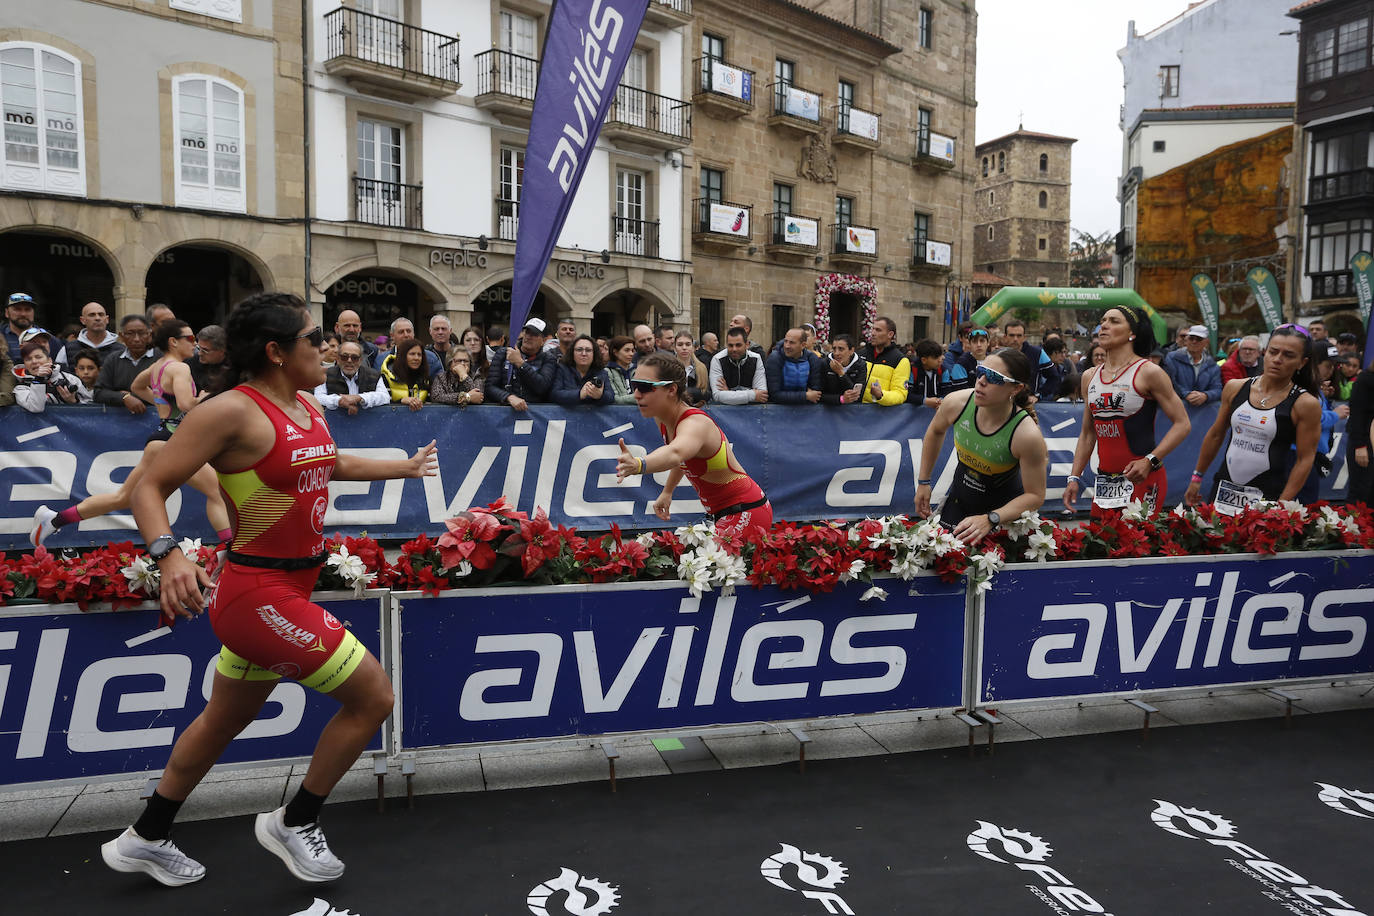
[914, 348, 1048, 545]
[29, 319, 232, 546]
[614, 353, 771, 538]
[1185, 323, 1320, 512]
[1063, 306, 1190, 515]
[101, 293, 437, 887]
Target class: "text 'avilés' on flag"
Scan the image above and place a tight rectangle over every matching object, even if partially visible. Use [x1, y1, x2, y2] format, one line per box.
[509, 0, 651, 333]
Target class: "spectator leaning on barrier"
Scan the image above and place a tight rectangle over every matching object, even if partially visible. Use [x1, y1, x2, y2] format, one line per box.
[487, 317, 558, 411]
[910, 339, 945, 408]
[314, 340, 387, 414]
[710, 326, 768, 404]
[14, 339, 82, 412]
[551, 333, 612, 406]
[859, 315, 910, 405]
[373, 317, 441, 377]
[484, 324, 507, 365]
[68, 348, 101, 402]
[1220, 335, 1263, 384]
[335, 308, 378, 363]
[729, 313, 768, 359]
[606, 334, 637, 404]
[765, 327, 823, 404]
[1164, 325, 1224, 406]
[820, 333, 866, 404]
[546, 317, 577, 357]
[94, 314, 159, 413]
[382, 338, 432, 410]
[674, 331, 710, 405]
[429, 345, 485, 408]
[942, 326, 989, 393]
[57, 301, 124, 366]
[942, 322, 972, 377]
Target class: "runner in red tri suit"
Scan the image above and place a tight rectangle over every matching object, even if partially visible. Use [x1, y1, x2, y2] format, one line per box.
[1063, 306, 1190, 516]
[101, 293, 437, 889]
[615, 353, 772, 538]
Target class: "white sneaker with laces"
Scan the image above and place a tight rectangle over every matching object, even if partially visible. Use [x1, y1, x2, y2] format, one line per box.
[101, 826, 206, 886]
[255, 806, 345, 882]
[30, 505, 57, 548]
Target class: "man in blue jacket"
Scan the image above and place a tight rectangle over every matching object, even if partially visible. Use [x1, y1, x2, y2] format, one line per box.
[765, 327, 822, 404]
[1163, 324, 1223, 405]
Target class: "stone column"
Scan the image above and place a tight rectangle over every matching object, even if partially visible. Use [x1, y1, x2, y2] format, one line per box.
[113, 285, 147, 322]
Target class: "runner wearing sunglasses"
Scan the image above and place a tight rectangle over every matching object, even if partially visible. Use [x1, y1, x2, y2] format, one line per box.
[1063, 306, 1190, 517]
[914, 347, 1048, 545]
[101, 293, 438, 888]
[615, 353, 771, 538]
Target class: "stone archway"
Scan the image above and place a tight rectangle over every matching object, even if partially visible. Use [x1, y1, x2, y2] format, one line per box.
[0, 227, 119, 329]
[145, 241, 271, 329]
[589, 285, 677, 339]
[466, 272, 575, 337]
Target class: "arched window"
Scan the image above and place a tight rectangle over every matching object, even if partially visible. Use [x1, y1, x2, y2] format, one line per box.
[1038, 190, 1048, 208]
[173, 75, 246, 212]
[0, 43, 85, 195]
[987, 225, 994, 241]
[989, 190, 995, 205]
[1039, 153, 1048, 172]
[997, 151, 1005, 173]
[981, 156, 988, 177]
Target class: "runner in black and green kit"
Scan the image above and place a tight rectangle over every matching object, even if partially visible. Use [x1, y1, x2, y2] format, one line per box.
[915, 347, 1049, 545]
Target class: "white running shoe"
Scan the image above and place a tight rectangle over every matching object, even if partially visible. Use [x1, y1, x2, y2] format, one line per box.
[101, 826, 206, 886]
[255, 806, 345, 883]
[30, 505, 57, 548]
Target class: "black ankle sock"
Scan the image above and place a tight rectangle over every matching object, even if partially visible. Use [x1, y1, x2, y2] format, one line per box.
[133, 791, 184, 841]
[283, 785, 327, 827]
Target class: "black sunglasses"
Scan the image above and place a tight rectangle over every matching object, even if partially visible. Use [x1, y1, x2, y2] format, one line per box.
[629, 378, 672, 394]
[290, 327, 325, 348]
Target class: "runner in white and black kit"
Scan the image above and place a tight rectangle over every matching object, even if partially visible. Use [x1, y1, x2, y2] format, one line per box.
[1185, 324, 1321, 514]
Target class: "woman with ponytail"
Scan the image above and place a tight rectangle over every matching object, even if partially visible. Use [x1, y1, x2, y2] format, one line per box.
[914, 346, 1049, 545]
[102, 292, 437, 889]
[1063, 306, 1191, 516]
[1185, 323, 1321, 512]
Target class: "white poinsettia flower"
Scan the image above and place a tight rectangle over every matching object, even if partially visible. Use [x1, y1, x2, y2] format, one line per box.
[121, 556, 161, 596]
[1024, 529, 1057, 563]
[892, 554, 925, 580]
[840, 559, 866, 582]
[1122, 500, 1150, 522]
[636, 533, 656, 548]
[860, 586, 888, 602]
[178, 537, 203, 558]
[451, 559, 474, 578]
[1172, 501, 1189, 518]
[1005, 510, 1040, 539]
[1278, 499, 1306, 518]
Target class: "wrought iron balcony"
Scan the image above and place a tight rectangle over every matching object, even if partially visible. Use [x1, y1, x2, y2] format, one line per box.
[612, 216, 660, 258]
[353, 176, 422, 229]
[603, 85, 691, 152]
[693, 56, 754, 119]
[833, 102, 880, 150]
[767, 80, 825, 135]
[1307, 168, 1374, 205]
[913, 127, 957, 171]
[831, 223, 878, 263]
[910, 238, 954, 273]
[474, 49, 539, 123]
[765, 211, 820, 254]
[693, 198, 751, 249]
[495, 198, 520, 241]
[644, 0, 692, 27]
[323, 8, 459, 101]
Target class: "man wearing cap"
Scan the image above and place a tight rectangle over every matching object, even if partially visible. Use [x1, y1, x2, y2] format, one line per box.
[1163, 325, 1223, 406]
[56, 301, 124, 366]
[486, 317, 558, 410]
[3, 293, 59, 365]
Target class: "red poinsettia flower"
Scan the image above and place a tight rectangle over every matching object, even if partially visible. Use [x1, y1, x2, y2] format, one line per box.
[438, 512, 503, 570]
[501, 508, 558, 577]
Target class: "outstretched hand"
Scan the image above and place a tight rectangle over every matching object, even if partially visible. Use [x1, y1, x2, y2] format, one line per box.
[409, 440, 439, 478]
[615, 437, 641, 483]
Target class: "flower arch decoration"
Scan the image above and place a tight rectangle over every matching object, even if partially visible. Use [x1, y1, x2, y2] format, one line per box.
[813, 273, 878, 342]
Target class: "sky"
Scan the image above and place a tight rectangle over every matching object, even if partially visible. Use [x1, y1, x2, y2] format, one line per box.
[974, 0, 1196, 238]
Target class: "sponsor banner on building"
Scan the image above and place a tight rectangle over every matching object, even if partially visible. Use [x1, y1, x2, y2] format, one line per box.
[710, 60, 752, 101]
[925, 240, 953, 267]
[846, 107, 879, 140]
[927, 132, 956, 163]
[1245, 266, 1284, 332]
[395, 579, 967, 746]
[978, 553, 1374, 705]
[782, 84, 820, 121]
[783, 215, 818, 247]
[843, 225, 877, 254]
[709, 203, 750, 236]
[0, 596, 384, 785]
[0, 403, 1353, 549]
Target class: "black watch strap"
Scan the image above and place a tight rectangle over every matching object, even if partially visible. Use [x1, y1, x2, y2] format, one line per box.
[148, 534, 178, 561]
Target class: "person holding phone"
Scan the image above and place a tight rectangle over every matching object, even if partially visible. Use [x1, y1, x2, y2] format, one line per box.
[551, 333, 612, 406]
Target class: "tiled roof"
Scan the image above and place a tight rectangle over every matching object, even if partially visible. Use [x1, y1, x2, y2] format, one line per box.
[972, 270, 1014, 286]
[1141, 102, 1294, 113]
[774, 0, 903, 54]
[976, 129, 1077, 150]
[1289, 0, 1336, 13]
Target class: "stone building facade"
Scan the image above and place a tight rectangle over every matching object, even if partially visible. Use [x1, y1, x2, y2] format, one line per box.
[972, 129, 1076, 290]
[689, 0, 977, 346]
[0, 0, 306, 330]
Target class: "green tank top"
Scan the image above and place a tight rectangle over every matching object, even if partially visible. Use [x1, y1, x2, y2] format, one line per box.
[952, 393, 1026, 483]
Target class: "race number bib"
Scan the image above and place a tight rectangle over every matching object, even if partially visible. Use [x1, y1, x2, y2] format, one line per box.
[1214, 479, 1264, 516]
[1092, 473, 1134, 510]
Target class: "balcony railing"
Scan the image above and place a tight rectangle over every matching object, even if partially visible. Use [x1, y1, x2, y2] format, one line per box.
[693, 56, 755, 117]
[495, 198, 520, 241]
[1308, 168, 1374, 204]
[766, 211, 820, 250]
[693, 197, 751, 239]
[1115, 227, 1134, 256]
[768, 80, 823, 123]
[832, 222, 878, 259]
[606, 85, 691, 143]
[911, 238, 953, 271]
[475, 49, 539, 101]
[1310, 271, 1354, 299]
[324, 8, 460, 85]
[645, 0, 692, 26]
[913, 127, 957, 169]
[654, 0, 690, 12]
[354, 176, 422, 229]
[612, 216, 660, 258]
[834, 101, 880, 145]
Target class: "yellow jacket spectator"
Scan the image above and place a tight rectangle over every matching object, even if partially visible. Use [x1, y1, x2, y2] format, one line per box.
[859, 316, 911, 405]
[380, 339, 431, 411]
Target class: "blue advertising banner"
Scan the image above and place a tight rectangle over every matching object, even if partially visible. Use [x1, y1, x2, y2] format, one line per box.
[0, 596, 383, 786]
[0, 402, 1353, 550]
[510, 0, 650, 332]
[395, 578, 966, 747]
[978, 553, 1374, 704]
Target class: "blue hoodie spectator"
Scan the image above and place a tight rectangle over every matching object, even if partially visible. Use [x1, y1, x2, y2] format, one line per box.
[1163, 329, 1223, 404]
[765, 329, 823, 404]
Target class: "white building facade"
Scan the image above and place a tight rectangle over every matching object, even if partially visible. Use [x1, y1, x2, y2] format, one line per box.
[307, 0, 693, 337]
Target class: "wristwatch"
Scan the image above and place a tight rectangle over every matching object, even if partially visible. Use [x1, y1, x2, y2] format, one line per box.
[987, 511, 1001, 528]
[1146, 453, 1163, 471]
[148, 534, 178, 562]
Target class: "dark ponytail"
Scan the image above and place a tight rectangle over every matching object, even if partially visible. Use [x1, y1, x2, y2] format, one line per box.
[1271, 324, 1318, 397]
[220, 292, 309, 395]
[1109, 305, 1157, 357]
[151, 319, 191, 354]
[990, 346, 1038, 425]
